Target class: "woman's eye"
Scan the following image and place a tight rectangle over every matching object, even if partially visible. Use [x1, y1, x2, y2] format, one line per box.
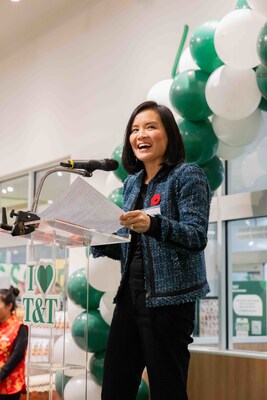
[131, 129, 138, 134]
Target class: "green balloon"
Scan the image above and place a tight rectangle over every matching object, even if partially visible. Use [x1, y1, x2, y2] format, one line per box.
[235, 0, 251, 9]
[108, 187, 123, 208]
[112, 144, 128, 182]
[89, 350, 105, 386]
[55, 371, 71, 397]
[169, 70, 212, 121]
[178, 119, 218, 165]
[201, 156, 224, 192]
[67, 268, 104, 310]
[190, 20, 224, 73]
[256, 64, 267, 100]
[257, 24, 267, 68]
[136, 379, 150, 400]
[71, 310, 109, 353]
[259, 96, 267, 111]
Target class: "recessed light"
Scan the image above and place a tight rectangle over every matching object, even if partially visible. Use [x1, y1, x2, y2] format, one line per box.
[7, 186, 14, 192]
[2, 189, 7, 194]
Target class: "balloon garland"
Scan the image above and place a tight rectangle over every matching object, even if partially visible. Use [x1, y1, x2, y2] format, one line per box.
[148, 1, 267, 192]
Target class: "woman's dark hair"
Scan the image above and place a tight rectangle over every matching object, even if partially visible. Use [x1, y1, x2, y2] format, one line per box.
[122, 100, 185, 174]
[0, 285, 20, 312]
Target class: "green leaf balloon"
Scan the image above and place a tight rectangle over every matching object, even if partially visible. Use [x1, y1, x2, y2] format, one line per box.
[190, 20, 224, 73]
[259, 96, 267, 111]
[201, 155, 224, 192]
[178, 119, 218, 165]
[256, 64, 267, 100]
[235, 0, 251, 9]
[71, 310, 109, 353]
[108, 187, 123, 208]
[67, 268, 104, 310]
[136, 379, 150, 400]
[55, 371, 71, 397]
[90, 350, 105, 386]
[257, 24, 267, 68]
[112, 144, 128, 182]
[169, 70, 212, 121]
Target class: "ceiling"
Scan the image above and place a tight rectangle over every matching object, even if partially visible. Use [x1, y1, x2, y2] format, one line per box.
[0, 0, 87, 59]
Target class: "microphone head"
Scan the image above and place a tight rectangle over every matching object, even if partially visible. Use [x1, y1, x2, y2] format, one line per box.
[105, 159, 119, 171]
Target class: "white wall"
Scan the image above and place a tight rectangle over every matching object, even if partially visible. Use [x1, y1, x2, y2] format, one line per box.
[0, 0, 235, 181]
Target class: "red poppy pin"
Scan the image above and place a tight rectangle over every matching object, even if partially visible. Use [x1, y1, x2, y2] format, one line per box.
[151, 193, 161, 206]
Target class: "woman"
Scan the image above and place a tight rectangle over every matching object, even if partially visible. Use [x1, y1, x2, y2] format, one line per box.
[0, 286, 28, 400]
[92, 100, 211, 400]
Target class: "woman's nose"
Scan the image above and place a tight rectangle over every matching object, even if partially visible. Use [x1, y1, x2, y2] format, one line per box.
[137, 128, 147, 138]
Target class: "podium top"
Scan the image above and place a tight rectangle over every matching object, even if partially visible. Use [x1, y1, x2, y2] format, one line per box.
[25, 218, 130, 247]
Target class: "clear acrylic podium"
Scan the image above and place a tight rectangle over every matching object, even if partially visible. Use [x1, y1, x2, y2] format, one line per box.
[22, 218, 130, 400]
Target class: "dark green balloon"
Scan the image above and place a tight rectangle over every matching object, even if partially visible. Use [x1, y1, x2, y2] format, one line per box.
[55, 371, 71, 397]
[67, 268, 104, 310]
[108, 187, 123, 208]
[190, 20, 223, 73]
[257, 24, 267, 68]
[136, 379, 150, 400]
[71, 310, 109, 353]
[112, 144, 128, 182]
[169, 70, 212, 121]
[235, 0, 251, 9]
[178, 119, 218, 165]
[89, 350, 105, 386]
[201, 156, 224, 192]
[259, 96, 267, 111]
[256, 64, 267, 100]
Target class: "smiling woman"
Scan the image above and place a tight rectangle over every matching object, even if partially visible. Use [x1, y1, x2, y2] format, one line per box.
[91, 100, 211, 400]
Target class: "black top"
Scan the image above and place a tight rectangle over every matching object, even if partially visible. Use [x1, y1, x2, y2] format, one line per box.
[0, 324, 28, 382]
[128, 183, 147, 292]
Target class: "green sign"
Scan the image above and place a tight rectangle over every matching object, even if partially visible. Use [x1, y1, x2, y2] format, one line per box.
[233, 281, 267, 336]
[21, 262, 60, 327]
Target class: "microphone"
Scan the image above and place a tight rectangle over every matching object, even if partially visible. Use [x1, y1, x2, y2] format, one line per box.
[60, 158, 119, 172]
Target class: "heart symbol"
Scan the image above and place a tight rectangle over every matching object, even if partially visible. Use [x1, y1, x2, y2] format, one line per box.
[36, 264, 55, 294]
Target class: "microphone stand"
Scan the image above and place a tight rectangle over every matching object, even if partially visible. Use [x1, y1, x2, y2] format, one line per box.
[31, 166, 92, 213]
[1, 166, 92, 236]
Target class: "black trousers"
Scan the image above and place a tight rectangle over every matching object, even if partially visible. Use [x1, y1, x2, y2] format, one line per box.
[101, 284, 195, 400]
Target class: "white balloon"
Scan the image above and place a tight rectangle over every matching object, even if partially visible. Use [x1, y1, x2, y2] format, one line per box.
[67, 299, 83, 324]
[205, 65, 261, 120]
[178, 47, 199, 73]
[104, 172, 122, 194]
[146, 79, 176, 115]
[216, 140, 245, 160]
[64, 374, 101, 400]
[89, 256, 121, 292]
[53, 332, 91, 368]
[212, 109, 263, 146]
[214, 9, 266, 69]
[99, 291, 116, 325]
[247, 0, 267, 18]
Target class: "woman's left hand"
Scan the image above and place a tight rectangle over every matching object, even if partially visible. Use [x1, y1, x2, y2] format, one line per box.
[120, 210, 151, 233]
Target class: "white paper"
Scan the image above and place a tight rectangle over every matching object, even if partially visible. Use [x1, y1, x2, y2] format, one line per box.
[40, 177, 123, 234]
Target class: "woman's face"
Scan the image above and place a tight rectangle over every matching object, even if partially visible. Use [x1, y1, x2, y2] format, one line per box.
[129, 109, 168, 169]
[0, 298, 12, 323]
